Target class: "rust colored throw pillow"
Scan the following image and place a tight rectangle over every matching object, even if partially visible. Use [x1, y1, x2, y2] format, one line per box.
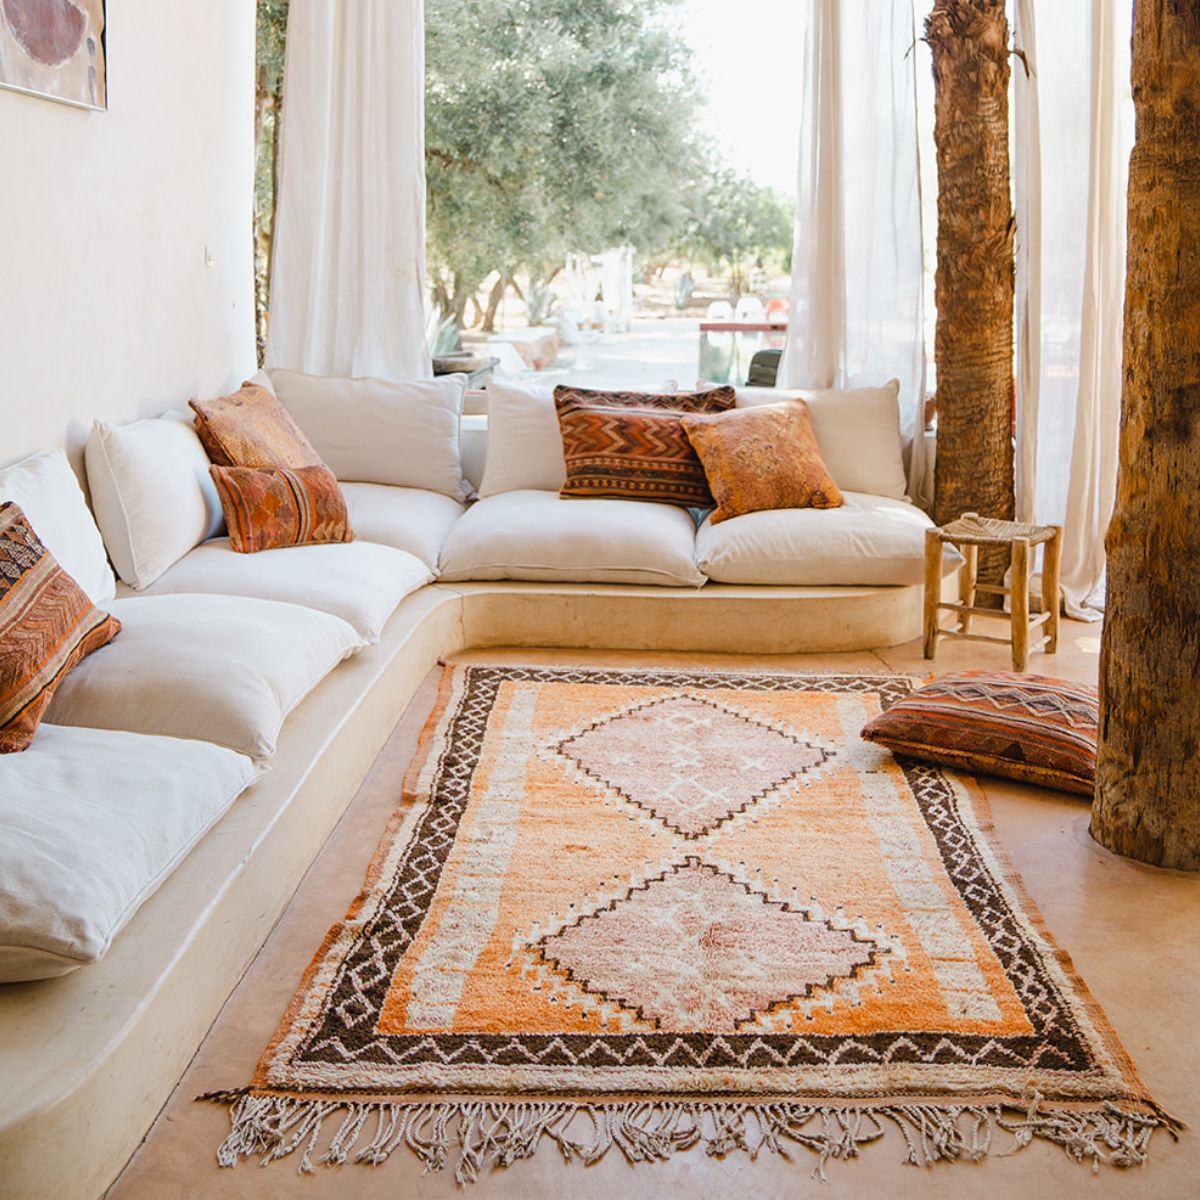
[860, 671, 1098, 796]
[190, 383, 322, 469]
[0, 503, 121, 753]
[554, 385, 735, 507]
[681, 401, 843, 524]
[210, 464, 354, 554]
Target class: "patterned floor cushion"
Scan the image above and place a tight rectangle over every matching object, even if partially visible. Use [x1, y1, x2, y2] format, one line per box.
[860, 671, 1098, 796]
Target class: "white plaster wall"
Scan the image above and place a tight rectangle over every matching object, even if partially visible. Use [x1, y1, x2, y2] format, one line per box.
[0, 0, 256, 472]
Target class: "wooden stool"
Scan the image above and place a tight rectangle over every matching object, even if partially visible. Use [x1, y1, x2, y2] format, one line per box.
[923, 513, 1062, 671]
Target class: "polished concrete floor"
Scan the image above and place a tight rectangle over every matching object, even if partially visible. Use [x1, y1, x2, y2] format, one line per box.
[109, 619, 1200, 1199]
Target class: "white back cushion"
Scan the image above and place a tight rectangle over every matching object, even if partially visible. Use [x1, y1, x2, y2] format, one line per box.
[0, 725, 256, 981]
[267, 369, 470, 500]
[0, 449, 116, 603]
[85, 413, 224, 590]
[734, 381, 909, 501]
[477, 380, 564, 497]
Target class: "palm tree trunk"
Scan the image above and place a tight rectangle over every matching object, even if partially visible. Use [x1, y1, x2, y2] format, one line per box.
[925, 0, 1016, 592]
[1091, 0, 1200, 870]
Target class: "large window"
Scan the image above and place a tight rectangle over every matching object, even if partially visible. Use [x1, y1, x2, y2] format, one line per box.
[424, 0, 802, 392]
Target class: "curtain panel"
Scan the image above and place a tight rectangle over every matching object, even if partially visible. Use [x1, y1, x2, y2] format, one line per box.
[1013, 0, 1132, 619]
[778, 0, 930, 507]
[266, 0, 431, 382]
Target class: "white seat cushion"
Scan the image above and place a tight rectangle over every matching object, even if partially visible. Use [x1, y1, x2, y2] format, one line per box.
[0, 725, 256, 981]
[340, 483, 466, 569]
[46, 594, 365, 759]
[0, 449, 116, 603]
[85, 411, 225, 590]
[140, 537, 431, 642]
[734, 382, 910, 501]
[439, 490, 705, 587]
[696, 492, 953, 586]
[265, 369, 471, 500]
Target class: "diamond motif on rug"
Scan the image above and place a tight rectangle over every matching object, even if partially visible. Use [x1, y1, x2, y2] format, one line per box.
[557, 692, 830, 837]
[533, 857, 881, 1031]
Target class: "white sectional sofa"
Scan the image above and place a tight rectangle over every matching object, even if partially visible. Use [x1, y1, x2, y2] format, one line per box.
[0, 370, 956, 1200]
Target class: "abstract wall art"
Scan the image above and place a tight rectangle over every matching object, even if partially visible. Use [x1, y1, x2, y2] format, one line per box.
[0, 0, 106, 110]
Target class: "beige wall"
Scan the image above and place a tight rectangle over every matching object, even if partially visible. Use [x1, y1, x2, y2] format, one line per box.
[0, 0, 256, 473]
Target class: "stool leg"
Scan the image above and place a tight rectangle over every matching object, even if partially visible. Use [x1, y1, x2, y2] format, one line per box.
[1011, 537, 1031, 671]
[958, 543, 978, 633]
[1042, 525, 1062, 653]
[923, 529, 943, 660]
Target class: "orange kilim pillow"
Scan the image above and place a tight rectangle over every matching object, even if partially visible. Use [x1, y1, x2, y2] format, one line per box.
[190, 382, 322, 469]
[0, 503, 121, 753]
[210, 464, 354, 554]
[681, 401, 843, 524]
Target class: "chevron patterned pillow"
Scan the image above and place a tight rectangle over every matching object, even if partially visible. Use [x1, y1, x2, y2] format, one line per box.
[861, 671, 1098, 796]
[554, 385, 734, 507]
[0, 503, 121, 753]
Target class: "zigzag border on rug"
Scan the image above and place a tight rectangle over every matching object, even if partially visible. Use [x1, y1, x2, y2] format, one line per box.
[200, 1090, 1182, 1185]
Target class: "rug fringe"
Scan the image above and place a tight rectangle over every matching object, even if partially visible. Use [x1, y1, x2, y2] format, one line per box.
[204, 1092, 1180, 1183]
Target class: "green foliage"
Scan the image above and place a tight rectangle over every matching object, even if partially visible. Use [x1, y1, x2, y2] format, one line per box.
[425, 0, 705, 320]
[254, 0, 290, 361]
[256, 0, 288, 97]
[675, 165, 794, 292]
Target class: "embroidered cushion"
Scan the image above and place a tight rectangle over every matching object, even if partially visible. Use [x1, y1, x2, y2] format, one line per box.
[0, 503, 120, 753]
[479, 379, 686, 497]
[210, 464, 353, 553]
[860, 671, 1098, 796]
[682, 402, 843, 524]
[555, 386, 735, 507]
[190, 382, 322, 469]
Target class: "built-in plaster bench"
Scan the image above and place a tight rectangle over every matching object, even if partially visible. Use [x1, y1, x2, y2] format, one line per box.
[0, 372, 956, 1200]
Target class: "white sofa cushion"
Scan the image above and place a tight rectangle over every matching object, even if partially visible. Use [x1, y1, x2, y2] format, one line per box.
[734, 382, 910, 501]
[477, 380, 564, 497]
[266, 369, 471, 500]
[0, 725, 256, 981]
[0, 450, 116, 603]
[46, 594, 365, 759]
[340, 483, 466, 569]
[695, 492, 951, 586]
[439, 490, 705, 586]
[85, 412, 224, 590]
[139, 538, 430, 642]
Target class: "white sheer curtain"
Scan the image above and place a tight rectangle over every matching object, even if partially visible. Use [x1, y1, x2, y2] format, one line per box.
[779, 0, 929, 506]
[1013, 0, 1131, 618]
[266, 0, 431, 381]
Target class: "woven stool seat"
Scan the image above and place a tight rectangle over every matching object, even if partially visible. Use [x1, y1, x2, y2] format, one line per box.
[924, 511, 1062, 671]
[935, 515, 1058, 547]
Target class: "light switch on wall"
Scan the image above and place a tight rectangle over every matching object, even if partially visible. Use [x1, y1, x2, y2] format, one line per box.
[204, 245, 216, 268]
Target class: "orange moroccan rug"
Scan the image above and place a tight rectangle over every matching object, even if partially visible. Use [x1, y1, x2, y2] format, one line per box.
[209, 664, 1177, 1181]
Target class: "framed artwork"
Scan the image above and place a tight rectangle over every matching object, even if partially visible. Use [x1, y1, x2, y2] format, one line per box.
[0, 0, 106, 111]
